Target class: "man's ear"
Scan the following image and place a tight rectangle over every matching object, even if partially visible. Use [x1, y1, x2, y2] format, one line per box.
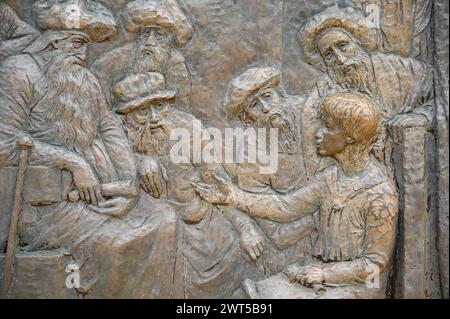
[345, 136, 355, 144]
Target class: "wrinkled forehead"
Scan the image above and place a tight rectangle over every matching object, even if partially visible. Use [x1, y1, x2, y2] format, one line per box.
[139, 26, 173, 37]
[316, 27, 355, 52]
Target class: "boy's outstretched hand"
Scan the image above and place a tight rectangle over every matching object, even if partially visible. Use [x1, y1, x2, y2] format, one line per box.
[192, 173, 235, 205]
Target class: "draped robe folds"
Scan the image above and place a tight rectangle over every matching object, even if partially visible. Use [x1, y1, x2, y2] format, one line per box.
[0, 53, 177, 298]
[149, 109, 251, 299]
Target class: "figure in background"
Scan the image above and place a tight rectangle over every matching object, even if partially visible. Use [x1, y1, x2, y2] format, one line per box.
[0, 2, 38, 59]
[221, 67, 316, 274]
[93, 0, 192, 111]
[298, 6, 433, 175]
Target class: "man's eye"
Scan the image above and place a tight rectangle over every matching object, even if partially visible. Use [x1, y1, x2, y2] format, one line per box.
[137, 109, 148, 115]
[73, 42, 83, 49]
[155, 103, 165, 111]
[262, 93, 271, 99]
[324, 51, 333, 59]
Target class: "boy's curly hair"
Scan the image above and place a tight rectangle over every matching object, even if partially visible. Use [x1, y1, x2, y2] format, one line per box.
[320, 91, 380, 151]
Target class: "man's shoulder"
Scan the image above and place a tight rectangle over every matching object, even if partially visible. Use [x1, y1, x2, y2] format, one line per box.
[0, 53, 40, 84]
[371, 51, 429, 73]
[169, 49, 186, 64]
[169, 107, 199, 129]
[92, 43, 134, 76]
[1, 52, 39, 70]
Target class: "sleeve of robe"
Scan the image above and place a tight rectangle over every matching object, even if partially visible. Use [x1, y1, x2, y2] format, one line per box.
[232, 172, 325, 223]
[0, 54, 89, 171]
[0, 54, 38, 166]
[0, 3, 38, 60]
[372, 52, 434, 119]
[94, 79, 138, 182]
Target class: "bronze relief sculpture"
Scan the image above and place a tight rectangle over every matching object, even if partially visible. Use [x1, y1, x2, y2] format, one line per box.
[0, 0, 447, 299]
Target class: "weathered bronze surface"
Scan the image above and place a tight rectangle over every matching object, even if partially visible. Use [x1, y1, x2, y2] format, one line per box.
[0, 0, 448, 299]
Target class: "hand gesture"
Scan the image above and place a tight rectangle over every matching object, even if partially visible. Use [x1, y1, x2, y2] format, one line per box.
[192, 173, 234, 205]
[239, 223, 265, 262]
[284, 264, 325, 287]
[89, 196, 136, 218]
[72, 161, 103, 205]
[140, 156, 167, 198]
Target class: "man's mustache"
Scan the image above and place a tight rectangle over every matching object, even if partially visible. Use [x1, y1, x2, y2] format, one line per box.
[144, 121, 170, 135]
[259, 111, 291, 131]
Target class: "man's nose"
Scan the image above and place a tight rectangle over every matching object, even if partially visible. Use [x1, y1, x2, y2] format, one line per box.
[260, 99, 272, 114]
[333, 48, 348, 65]
[149, 107, 160, 123]
[145, 33, 157, 46]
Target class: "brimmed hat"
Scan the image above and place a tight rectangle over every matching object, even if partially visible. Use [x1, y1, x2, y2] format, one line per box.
[299, 6, 378, 71]
[114, 72, 176, 114]
[223, 67, 281, 118]
[33, 0, 117, 42]
[125, 0, 193, 44]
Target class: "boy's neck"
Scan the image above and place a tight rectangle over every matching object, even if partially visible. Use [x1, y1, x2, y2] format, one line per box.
[335, 147, 370, 177]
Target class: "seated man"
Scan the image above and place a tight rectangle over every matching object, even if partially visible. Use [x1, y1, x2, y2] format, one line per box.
[193, 92, 399, 298]
[115, 72, 257, 298]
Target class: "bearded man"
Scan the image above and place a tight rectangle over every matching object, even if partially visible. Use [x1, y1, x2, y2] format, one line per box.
[115, 72, 258, 298]
[93, 0, 192, 111]
[221, 67, 317, 276]
[298, 6, 434, 175]
[0, 0, 177, 298]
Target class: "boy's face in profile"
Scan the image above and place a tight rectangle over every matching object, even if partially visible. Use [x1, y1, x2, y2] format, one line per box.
[315, 112, 348, 157]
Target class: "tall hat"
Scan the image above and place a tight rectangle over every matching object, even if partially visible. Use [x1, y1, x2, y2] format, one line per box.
[223, 67, 281, 118]
[114, 72, 176, 114]
[125, 0, 193, 44]
[32, 0, 117, 42]
[299, 6, 378, 71]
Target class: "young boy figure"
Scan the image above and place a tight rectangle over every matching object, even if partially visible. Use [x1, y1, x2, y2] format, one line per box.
[193, 92, 399, 298]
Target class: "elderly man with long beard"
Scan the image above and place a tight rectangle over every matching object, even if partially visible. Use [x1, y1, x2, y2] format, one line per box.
[220, 67, 317, 276]
[298, 6, 434, 176]
[93, 0, 192, 112]
[0, 0, 179, 298]
[114, 71, 259, 299]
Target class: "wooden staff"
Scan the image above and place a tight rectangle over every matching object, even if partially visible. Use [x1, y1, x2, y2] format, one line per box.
[1, 136, 33, 296]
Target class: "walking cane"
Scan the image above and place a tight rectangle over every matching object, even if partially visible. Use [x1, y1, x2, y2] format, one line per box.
[1, 136, 33, 296]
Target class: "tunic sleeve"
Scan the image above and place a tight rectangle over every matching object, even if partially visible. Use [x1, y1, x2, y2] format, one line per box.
[232, 172, 325, 223]
[0, 55, 35, 166]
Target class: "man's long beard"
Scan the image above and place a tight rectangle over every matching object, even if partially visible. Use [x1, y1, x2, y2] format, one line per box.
[28, 56, 99, 153]
[255, 102, 298, 154]
[133, 45, 170, 74]
[328, 50, 376, 95]
[124, 118, 171, 157]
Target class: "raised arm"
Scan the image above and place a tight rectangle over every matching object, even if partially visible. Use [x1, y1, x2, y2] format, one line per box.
[193, 173, 323, 223]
